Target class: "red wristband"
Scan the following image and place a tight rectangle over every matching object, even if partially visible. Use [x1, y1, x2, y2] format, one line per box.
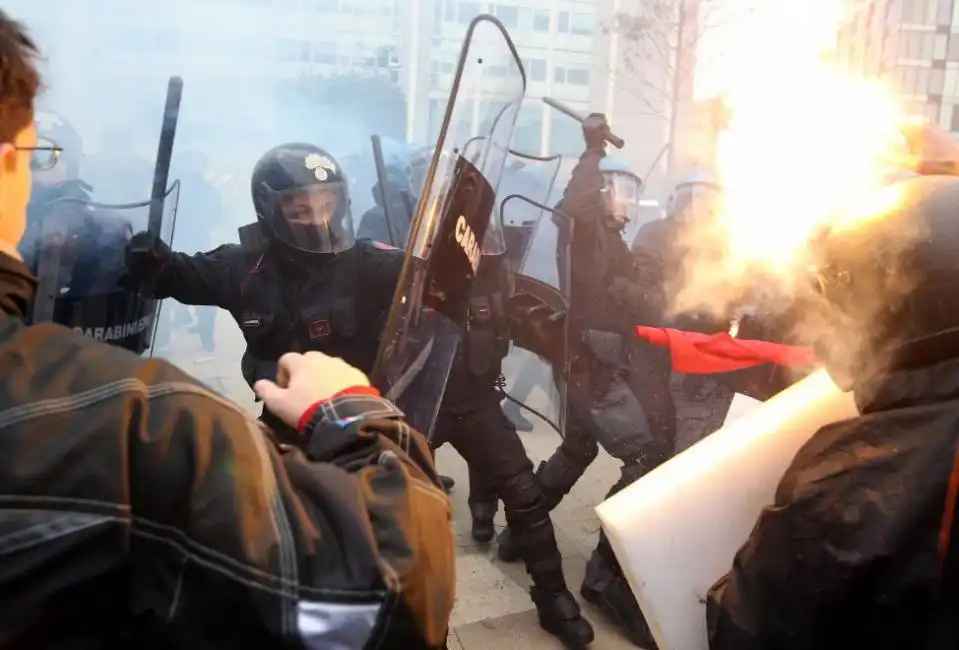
[296, 385, 381, 432]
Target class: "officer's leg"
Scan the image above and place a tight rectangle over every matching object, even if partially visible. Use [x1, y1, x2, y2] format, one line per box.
[451, 405, 594, 648]
[626, 340, 676, 456]
[496, 396, 599, 562]
[579, 375, 666, 648]
[468, 465, 498, 543]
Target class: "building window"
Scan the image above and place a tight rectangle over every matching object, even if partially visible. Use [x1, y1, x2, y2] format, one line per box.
[459, 1, 481, 22]
[529, 58, 546, 82]
[429, 99, 446, 143]
[513, 103, 543, 154]
[931, 67, 946, 94]
[938, 0, 953, 25]
[444, 0, 456, 21]
[316, 0, 337, 10]
[533, 9, 550, 32]
[431, 60, 441, 87]
[570, 12, 594, 36]
[279, 38, 297, 62]
[494, 4, 519, 28]
[479, 101, 513, 135]
[299, 41, 312, 63]
[567, 67, 590, 86]
[948, 36, 959, 61]
[558, 11, 570, 33]
[950, 103, 959, 132]
[554, 66, 567, 83]
[550, 113, 583, 156]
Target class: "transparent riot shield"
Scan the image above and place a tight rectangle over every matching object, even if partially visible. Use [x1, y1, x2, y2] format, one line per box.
[498, 149, 563, 271]
[24, 182, 180, 354]
[372, 14, 526, 438]
[506, 200, 573, 437]
[23, 76, 182, 357]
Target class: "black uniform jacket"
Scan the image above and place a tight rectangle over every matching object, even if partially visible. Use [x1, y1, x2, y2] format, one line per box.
[152, 239, 404, 385]
[0, 252, 454, 649]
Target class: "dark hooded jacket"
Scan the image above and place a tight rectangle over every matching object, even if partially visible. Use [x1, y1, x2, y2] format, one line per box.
[707, 357, 959, 650]
[0, 250, 454, 649]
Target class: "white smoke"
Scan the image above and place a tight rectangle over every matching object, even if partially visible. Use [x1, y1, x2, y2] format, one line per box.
[6, 1, 405, 241]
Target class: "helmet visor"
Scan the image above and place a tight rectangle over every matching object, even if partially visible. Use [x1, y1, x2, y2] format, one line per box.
[267, 182, 355, 254]
[601, 171, 642, 224]
[669, 182, 721, 220]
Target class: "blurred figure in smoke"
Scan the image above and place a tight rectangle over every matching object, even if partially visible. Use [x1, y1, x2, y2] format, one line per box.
[497, 114, 667, 648]
[80, 126, 154, 205]
[356, 162, 415, 245]
[708, 174, 959, 650]
[152, 150, 220, 354]
[632, 171, 733, 450]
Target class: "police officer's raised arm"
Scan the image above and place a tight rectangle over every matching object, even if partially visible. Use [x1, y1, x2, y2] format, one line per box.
[557, 114, 609, 223]
[126, 232, 242, 309]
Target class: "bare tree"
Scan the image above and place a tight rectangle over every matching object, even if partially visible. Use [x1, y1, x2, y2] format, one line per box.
[604, 0, 748, 176]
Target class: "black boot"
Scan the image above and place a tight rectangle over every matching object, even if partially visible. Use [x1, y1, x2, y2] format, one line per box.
[531, 585, 595, 648]
[469, 500, 497, 543]
[580, 551, 657, 649]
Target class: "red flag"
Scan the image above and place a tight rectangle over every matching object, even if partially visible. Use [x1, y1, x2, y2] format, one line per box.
[635, 326, 819, 374]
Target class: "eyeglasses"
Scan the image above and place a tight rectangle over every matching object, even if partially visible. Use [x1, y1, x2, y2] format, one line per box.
[16, 137, 63, 171]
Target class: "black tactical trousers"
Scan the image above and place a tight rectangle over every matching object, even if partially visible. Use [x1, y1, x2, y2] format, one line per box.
[433, 403, 567, 591]
[536, 340, 674, 572]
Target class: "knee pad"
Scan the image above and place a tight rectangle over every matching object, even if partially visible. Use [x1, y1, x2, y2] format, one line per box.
[537, 449, 591, 503]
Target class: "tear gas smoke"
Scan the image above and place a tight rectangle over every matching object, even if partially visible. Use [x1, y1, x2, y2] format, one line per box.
[663, 0, 921, 382]
[7, 1, 406, 245]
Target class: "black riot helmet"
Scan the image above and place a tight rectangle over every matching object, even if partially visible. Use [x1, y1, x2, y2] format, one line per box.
[811, 174, 959, 391]
[33, 110, 79, 186]
[251, 143, 355, 257]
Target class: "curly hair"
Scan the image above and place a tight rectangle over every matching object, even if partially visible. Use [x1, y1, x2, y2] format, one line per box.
[0, 10, 39, 143]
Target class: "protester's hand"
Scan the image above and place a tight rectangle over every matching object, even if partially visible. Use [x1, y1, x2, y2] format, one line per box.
[582, 113, 609, 150]
[253, 351, 371, 427]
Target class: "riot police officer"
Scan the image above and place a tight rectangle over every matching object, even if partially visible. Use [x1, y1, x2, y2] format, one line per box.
[709, 173, 959, 650]
[126, 143, 404, 439]
[433, 247, 596, 648]
[497, 114, 669, 647]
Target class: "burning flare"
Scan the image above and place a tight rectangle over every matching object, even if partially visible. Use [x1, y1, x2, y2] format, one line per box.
[677, 0, 912, 315]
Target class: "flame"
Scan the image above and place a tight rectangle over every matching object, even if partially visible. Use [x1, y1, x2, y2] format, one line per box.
[704, 0, 910, 291]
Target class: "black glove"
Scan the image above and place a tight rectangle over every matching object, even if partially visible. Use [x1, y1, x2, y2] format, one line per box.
[582, 113, 609, 151]
[508, 290, 567, 367]
[120, 230, 171, 293]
